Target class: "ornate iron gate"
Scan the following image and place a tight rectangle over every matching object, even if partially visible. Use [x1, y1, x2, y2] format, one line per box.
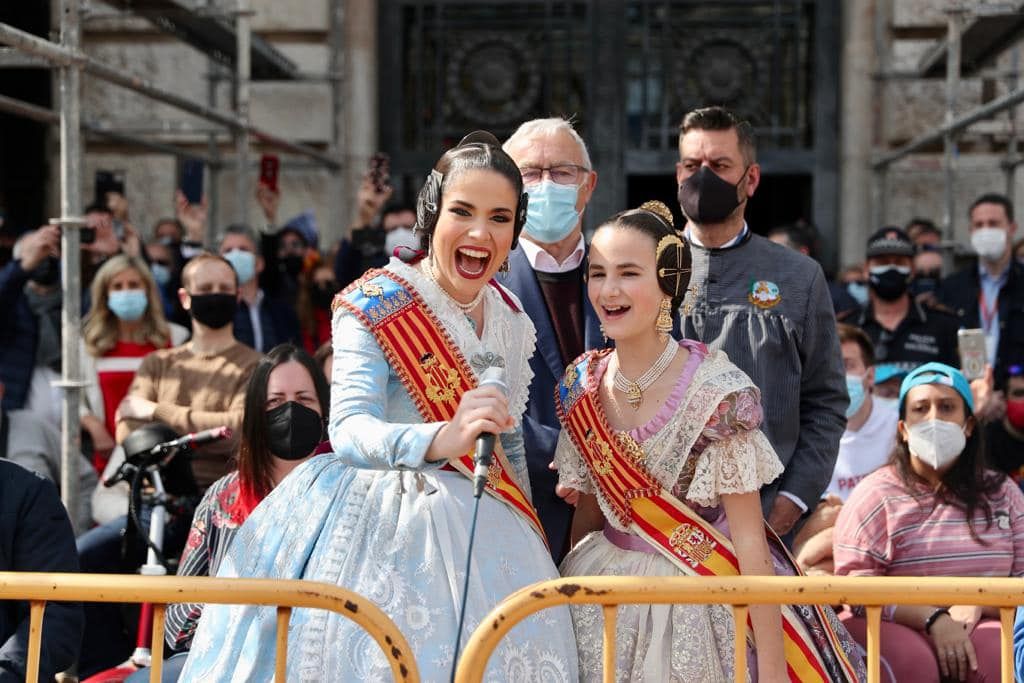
[379, 0, 840, 267]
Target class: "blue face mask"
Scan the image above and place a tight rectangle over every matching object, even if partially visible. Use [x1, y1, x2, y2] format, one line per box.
[846, 281, 868, 306]
[523, 180, 580, 244]
[108, 289, 149, 321]
[845, 374, 866, 418]
[150, 263, 171, 287]
[223, 249, 256, 284]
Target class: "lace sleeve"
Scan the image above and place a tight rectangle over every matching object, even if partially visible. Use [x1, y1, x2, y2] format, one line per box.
[684, 388, 782, 508]
[553, 430, 594, 495]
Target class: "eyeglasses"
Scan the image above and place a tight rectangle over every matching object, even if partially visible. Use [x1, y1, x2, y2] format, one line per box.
[519, 164, 590, 186]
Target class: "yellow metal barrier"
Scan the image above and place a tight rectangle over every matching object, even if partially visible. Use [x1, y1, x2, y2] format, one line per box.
[453, 575, 1024, 683]
[0, 572, 419, 683]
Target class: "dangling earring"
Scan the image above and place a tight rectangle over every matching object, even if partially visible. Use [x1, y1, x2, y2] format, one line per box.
[600, 323, 608, 345]
[499, 257, 510, 274]
[656, 298, 673, 338]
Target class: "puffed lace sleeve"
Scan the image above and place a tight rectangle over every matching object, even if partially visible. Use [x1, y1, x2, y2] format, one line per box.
[553, 429, 594, 495]
[685, 387, 783, 508]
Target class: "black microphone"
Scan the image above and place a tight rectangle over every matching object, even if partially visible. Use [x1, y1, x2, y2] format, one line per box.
[473, 366, 508, 498]
[153, 426, 233, 454]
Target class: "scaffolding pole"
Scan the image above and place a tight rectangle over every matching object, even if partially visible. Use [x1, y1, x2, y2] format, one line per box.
[57, 0, 83, 535]
[943, 9, 964, 241]
[0, 20, 340, 171]
[234, 0, 251, 226]
[0, 93, 217, 164]
[873, 86, 1024, 169]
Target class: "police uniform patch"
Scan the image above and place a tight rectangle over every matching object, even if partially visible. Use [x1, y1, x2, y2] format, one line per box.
[748, 280, 781, 309]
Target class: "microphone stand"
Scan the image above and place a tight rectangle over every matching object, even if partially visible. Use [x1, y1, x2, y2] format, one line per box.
[450, 485, 484, 683]
[450, 437, 494, 683]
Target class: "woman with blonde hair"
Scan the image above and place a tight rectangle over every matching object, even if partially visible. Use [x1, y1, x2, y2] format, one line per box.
[83, 254, 187, 470]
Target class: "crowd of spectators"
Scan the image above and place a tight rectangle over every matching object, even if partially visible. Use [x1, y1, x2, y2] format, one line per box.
[1, 106, 1024, 681]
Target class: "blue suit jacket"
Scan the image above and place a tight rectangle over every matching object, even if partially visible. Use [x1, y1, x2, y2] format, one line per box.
[498, 246, 604, 561]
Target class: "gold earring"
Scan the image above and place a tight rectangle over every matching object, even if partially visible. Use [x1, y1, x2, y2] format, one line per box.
[656, 298, 673, 338]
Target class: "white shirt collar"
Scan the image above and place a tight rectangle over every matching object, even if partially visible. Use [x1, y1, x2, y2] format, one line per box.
[685, 222, 749, 249]
[519, 233, 586, 274]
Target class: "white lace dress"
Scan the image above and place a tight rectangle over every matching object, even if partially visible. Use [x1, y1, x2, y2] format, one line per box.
[555, 341, 784, 683]
[180, 259, 578, 682]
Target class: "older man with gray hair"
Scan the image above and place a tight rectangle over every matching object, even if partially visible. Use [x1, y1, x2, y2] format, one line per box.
[500, 118, 604, 560]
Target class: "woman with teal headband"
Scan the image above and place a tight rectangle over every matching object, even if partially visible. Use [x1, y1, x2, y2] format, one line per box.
[835, 362, 1022, 683]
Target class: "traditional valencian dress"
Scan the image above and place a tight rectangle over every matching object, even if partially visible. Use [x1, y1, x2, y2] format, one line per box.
[554, 340, 865, 683]
[180, 258, 578, 681]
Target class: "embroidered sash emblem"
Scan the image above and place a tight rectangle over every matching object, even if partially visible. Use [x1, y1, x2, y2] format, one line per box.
[419, 353, 459, 405]
[584, 429, 615, 476]
[669, 522, 717, 568]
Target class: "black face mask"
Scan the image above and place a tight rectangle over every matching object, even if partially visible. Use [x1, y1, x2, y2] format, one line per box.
[28, 255, 60, 286]
[282, 255, 304, 279]
[187, 292, 237, 329]
[868, 267, 910, 301]
[312, 283, 338, 310]
[678, 165, 747, 225]
[910, 270, 941, 296]
[265, 400, 323, 461]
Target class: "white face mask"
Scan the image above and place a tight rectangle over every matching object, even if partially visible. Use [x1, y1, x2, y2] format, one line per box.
[906, 419, 966, 470]
[385, 226, 419, 256]
[970, 227, 1007, 262]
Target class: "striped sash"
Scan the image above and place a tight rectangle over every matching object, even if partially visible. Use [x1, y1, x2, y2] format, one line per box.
[334, 268, 548, 546]
[555, 350, 860, 683]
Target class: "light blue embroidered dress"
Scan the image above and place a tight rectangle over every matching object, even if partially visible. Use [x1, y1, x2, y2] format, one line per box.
[180, 259, 578, 682]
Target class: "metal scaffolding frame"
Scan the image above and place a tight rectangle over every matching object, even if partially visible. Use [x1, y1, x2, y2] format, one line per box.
[871, 2, 1024, 241]
[0, 0, 344, 529]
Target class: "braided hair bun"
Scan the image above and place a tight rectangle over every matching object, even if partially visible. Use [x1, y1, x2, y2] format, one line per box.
[413, 130, 529, 252]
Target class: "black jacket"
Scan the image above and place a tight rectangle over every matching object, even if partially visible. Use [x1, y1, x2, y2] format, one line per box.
[0, 461, 82, 682]
[937, 261, 1024, 380]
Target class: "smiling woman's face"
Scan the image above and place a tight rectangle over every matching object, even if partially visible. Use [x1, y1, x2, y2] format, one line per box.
[586, 225, 662, 343]
[429, 168, 517, 304]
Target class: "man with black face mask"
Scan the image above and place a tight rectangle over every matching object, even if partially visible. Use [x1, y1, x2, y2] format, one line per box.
[675, 106, 846, 536]
[854, 227, 958, 374]
[115, 253, 261, 489]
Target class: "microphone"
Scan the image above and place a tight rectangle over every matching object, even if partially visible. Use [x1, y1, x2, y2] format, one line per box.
[473, 366, 508, 498]
[152, 426, 233, 454]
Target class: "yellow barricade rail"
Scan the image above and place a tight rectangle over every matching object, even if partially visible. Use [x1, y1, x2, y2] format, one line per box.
[0, 572, 419, 683]
[454, 575, 1024, 683]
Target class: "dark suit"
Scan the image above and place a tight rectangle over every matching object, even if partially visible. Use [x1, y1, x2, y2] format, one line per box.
[936, 261, 1024, 380]
[498, 246, 604, 561]
[233, 292, 302, 353]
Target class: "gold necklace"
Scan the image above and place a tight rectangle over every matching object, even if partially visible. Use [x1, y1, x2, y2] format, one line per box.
[612, 338, 678, 409]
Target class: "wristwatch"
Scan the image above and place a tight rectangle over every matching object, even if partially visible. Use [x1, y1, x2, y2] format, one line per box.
[924, 607, 951, 634]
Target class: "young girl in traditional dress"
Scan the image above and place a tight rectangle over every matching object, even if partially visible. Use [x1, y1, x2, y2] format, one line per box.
[553, 202, 864, 682]
[179, 133, 577, 681]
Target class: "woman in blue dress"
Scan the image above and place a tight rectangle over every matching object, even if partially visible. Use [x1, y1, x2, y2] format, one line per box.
[180, 132, 578, 681]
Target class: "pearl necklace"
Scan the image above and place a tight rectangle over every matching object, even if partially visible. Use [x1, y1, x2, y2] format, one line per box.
[422, 259, 485, 313]
[613, 338, 678, 409]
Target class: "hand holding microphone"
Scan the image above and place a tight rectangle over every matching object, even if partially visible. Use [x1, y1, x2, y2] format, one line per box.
[424, 366, 512, 475]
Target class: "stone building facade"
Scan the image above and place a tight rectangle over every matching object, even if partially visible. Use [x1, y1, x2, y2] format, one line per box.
[6, 1, 1021, 270]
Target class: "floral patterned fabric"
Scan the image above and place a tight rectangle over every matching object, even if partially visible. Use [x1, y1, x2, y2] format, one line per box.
[555, 342, 865, 682]
[165, 471, 243, 650]
[179, 259, 576, 682]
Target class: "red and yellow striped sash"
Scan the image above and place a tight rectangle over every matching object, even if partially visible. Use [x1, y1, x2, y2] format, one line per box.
[556, 351, 859, 683]
[334, 269, 547, 547]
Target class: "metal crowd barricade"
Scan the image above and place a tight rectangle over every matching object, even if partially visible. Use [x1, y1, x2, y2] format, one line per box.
[0, 572, 419, 683]
[453, 575, 1024, 683]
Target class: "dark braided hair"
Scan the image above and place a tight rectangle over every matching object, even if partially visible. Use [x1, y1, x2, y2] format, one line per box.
[414, 131, 528, 252]
[592, 200, 693, 312]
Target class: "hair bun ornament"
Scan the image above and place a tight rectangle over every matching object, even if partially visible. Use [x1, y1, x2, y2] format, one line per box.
[457, 130, 502, 148]
[638, 200, 675, 229]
